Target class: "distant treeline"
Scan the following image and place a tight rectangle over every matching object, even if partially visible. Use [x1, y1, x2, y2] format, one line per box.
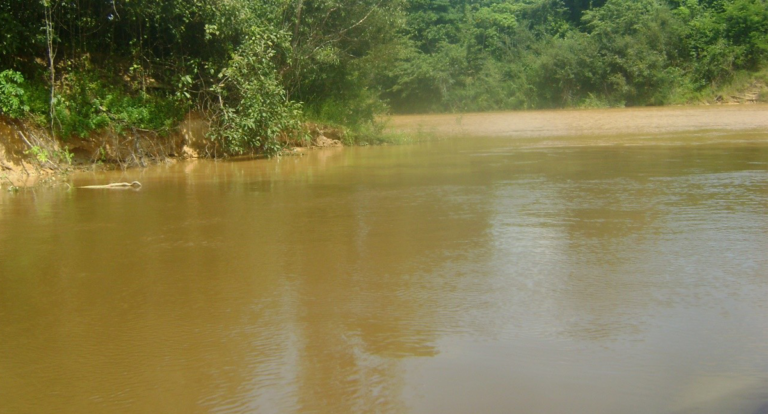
[386, 0, 768, 112]
[1, 0, 767, 153]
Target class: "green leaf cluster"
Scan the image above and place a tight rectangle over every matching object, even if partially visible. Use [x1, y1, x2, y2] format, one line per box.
[0, 70, 29, 118]
[211, 28, 301, 156]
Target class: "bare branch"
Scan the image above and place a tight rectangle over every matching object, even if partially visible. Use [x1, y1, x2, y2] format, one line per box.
[339, 2, 381, 36]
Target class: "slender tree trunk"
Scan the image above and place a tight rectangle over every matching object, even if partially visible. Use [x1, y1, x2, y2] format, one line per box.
[286, 0, 304, 101]
[293, 0, 303, 48]
[43, 0, 57, 137]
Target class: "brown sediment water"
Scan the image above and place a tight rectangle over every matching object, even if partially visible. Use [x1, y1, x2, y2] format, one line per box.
[1, 106, 767, 414]
[388, 104, 768, 138]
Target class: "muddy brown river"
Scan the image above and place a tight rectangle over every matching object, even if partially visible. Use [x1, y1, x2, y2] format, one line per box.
[1, 106, 768, 414]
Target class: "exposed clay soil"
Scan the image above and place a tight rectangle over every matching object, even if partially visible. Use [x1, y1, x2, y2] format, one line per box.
[0, 114, 345, 187]
[0, 112, 219, 185]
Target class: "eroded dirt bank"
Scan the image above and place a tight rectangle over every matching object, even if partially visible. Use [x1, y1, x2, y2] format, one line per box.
[0, 114, 344, 188]
[4, 104, 767, 188]
[0, 113, 214, 187]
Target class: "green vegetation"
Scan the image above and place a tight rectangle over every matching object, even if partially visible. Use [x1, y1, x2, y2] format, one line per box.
[383, 0, 768, 112]
[0, 0, 403, 155]
[0, 70, 28, 118]
[1, 0, 767, 156]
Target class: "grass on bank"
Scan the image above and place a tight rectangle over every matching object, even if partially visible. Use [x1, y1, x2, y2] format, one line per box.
[665, 67, 768, 105]
[711, 68, 768, 103]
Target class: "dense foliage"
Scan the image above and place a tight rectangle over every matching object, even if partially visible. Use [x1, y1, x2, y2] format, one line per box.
[0, 0, 766, 153]
[0, 0, 404, 154]
[383, 0, 768, 111]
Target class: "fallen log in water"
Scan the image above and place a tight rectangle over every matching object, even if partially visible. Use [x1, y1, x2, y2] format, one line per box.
[79, 181, 142, 189]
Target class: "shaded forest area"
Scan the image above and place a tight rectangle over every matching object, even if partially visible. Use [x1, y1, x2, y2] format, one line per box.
[1, 0, 767, 156]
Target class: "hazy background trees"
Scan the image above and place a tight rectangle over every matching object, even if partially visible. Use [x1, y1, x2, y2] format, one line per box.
[383, 0, 768, 112]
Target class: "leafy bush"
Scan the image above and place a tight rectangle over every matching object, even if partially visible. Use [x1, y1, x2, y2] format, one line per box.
[210, 29, 302, 156]
[722, 0, 768, 68]
[0, 70, 28, 118]
[50, 69, 185, 139]
[582, 0, 686, 105]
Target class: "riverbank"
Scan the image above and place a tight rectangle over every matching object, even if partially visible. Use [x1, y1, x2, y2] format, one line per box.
[0, 114, 354, 188]
[3, 103, 768, 189]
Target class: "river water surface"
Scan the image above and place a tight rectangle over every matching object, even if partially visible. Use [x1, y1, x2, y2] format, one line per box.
[1, 106, 768, 414]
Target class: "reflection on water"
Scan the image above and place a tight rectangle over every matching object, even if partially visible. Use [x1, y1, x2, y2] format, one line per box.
[1, 109, 768, 414]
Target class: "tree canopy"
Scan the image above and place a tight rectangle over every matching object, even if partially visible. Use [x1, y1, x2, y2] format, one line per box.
[1, 0, 767, 152]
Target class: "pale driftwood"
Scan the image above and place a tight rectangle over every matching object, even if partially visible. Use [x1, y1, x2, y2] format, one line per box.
[79, 181, 142, 189]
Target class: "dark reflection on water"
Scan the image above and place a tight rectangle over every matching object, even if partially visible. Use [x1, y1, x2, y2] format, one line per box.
[1, 127, 768, 413]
